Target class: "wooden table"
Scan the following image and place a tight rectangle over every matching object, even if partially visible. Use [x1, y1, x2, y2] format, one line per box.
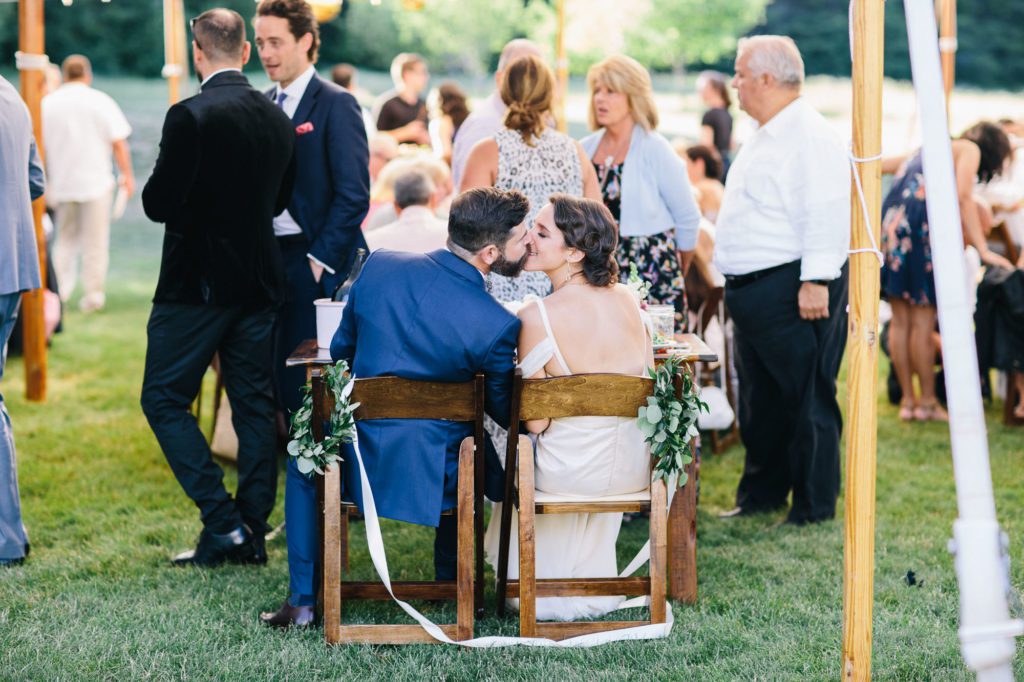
[287, 334, 718, 605]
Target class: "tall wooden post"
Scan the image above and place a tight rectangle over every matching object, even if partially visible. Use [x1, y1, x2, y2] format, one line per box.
[18, 0, 47, 403]
[842, 1, 884, 680]
[163, 0, 187, 105]
[554, 0, 568, 133]
[937, 0, 956, 121]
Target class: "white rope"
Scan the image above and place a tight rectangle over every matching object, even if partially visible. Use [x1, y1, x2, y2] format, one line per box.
[938, 37, 958, 53]
[161, 64, 185, 79]
[345, 430, 675, 647]
[847, 0, 885, 268]
[847, 148, 885, 267]
[15, 51, 49, 71]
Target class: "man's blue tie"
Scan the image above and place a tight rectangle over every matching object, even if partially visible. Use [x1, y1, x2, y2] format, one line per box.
[275, 90, 287, 109]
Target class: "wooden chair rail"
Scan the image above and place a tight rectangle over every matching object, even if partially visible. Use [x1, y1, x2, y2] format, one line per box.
[518, 373, 654, 421]
[317, 375, 480, 421]
[504, 577, 651, 598]
[534, 500, 652, 514]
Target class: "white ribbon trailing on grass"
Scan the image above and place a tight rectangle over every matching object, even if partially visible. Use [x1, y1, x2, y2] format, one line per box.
[348, 431, 675, 647]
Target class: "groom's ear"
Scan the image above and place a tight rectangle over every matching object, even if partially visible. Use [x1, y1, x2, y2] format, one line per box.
[478, 244, 500, 266]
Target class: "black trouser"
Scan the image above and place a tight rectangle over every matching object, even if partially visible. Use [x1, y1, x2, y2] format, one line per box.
[141, 303, 278, 535]
[273, 236, 323, 415]
[725, 260, 848, 523]
[433, 514, 458, 581]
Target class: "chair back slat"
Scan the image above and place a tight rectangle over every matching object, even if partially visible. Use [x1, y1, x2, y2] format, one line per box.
[316, 374, 479, 421]
[518, 374, 654, 421]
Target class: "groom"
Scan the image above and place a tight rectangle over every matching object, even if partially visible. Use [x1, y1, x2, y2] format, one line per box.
[261, 187, 532, 627]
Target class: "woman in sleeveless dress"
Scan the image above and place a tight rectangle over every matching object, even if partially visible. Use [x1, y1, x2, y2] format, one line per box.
[461, 54, 600, 304]
[484, 194, 653, 621]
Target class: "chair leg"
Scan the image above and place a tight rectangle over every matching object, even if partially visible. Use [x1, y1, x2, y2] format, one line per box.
[323, 464, 343, 644]
[517, 445, 537, 638]
[473, 437, 485, 618]
[340, 507, 349, 574]
[457, 438, 475, 641]
[649, 478, 667, 624]
[668, 458, 699, 604]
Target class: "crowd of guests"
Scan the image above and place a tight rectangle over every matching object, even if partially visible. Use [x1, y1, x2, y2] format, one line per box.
[1, 1, 1021, 638]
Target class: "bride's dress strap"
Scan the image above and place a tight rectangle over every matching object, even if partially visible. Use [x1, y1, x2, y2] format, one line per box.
[532, 296, 572, 375]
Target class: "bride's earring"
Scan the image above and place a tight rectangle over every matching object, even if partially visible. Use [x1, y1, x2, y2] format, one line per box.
[562, 259, 574, 284]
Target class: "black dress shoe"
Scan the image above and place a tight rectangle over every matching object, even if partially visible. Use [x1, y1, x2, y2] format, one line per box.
[172, 525, 263, 567]
[0, 556, 25, 567]
[260, 599, 315, 628]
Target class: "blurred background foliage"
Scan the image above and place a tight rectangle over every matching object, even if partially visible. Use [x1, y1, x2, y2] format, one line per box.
[0, 0, 1022, 89]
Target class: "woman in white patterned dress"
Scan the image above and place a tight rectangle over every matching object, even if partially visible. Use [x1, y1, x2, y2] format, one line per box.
[461, 54, 600, 303]
[484, 195, 653, 621]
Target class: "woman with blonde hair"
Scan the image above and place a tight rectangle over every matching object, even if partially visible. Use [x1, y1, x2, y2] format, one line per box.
[581, 54, 701, 333]
[462, 54, 600, 302]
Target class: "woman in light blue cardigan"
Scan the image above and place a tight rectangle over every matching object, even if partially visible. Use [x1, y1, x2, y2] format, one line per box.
[580, 55, 701, 332]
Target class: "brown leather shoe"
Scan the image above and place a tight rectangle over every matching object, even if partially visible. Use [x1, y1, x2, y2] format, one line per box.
[259, 599, 315, 629]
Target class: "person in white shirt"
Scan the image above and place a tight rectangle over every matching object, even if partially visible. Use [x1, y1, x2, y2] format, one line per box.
[450, 38, 542, 189]
[42, 54, 134, 313]
[713, 35, 851, 526]
[366, 169, 448, 254]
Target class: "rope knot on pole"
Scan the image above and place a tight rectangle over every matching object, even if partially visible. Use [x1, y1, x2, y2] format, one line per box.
[15, 51, 49, 70]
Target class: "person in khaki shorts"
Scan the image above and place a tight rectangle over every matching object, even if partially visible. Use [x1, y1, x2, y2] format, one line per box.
[42, 54, 134, 313]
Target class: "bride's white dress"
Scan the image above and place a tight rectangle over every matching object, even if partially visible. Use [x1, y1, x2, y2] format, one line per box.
[484, 295, 650, 621]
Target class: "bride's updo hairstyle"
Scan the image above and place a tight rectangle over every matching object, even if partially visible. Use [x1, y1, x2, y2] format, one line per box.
[549, 194, 620, 287]
[501, 54, 554, 146]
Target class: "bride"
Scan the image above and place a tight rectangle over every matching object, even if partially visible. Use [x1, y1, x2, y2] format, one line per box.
[484, 194, 654, 621]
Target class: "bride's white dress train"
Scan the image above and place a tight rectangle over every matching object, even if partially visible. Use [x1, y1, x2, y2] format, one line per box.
[484, 296, 650, 621]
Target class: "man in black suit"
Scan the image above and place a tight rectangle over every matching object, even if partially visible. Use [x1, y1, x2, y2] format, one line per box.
[253, 0, 371, 422]
[140, 8, 296, 567]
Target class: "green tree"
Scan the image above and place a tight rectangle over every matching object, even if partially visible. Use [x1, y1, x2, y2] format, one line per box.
[624, 0, 769, 73]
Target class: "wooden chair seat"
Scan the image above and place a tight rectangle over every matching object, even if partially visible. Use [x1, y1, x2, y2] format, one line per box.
[314, 370, 486, 644]
[496, 372, 676, 640]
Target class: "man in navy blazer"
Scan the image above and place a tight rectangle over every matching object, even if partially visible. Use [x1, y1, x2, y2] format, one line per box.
[254, 0, 371, 419]
[261, 187, 535, 627]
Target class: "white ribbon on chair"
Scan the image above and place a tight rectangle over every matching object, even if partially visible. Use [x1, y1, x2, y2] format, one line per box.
[348, 432, 676, 647]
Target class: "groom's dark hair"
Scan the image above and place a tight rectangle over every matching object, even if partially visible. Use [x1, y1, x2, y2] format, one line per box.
[447, 187, 530, 254]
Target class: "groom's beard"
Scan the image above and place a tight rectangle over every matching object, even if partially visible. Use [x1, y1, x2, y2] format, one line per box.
[490, 250, 529, 278]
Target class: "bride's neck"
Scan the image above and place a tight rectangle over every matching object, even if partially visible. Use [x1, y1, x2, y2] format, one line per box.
[546, 268, 587, 292]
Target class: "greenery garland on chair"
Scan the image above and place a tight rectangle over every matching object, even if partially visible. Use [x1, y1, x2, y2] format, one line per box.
[637, 355, 708, 486]
[287, 360, 359, 476]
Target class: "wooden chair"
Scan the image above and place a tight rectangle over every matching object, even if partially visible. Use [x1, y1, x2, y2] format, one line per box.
[495, 371, 672, 640]
[312, 369, 486, 644]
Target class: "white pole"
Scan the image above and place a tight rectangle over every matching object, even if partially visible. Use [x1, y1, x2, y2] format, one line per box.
[902, 1, 1023, 679]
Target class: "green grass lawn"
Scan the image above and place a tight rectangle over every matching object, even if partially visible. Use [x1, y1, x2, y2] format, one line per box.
[1, 76, 1022, 680]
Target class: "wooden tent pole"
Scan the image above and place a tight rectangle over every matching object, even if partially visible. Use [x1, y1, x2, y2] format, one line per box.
[554, 0, 568, 133]
[937, 0, 956, 123]
[163, 0, 186, 105]
[842, 1, 884, 680]
[17, 0, 47, 403]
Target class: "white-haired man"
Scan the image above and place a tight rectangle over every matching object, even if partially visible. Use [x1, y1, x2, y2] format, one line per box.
[450, 38, 542, 187]
[714, 35, 851, 525]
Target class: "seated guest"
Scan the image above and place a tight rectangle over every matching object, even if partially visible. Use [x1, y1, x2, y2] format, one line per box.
[681, 143, 724, 221]
[259, 187, 531, 628]
[372, 52, 430, 146]
[483, 195, 654, 621]
[366, 169, 447, 254]
[368, 133, 399, 184]
[365, 152, 453, 231]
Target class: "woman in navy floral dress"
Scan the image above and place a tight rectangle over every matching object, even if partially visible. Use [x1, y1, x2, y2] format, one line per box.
[881, 122, 1014, 421]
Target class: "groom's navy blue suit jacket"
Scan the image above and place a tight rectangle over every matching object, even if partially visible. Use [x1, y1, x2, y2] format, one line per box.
[330, 249, 519, 527]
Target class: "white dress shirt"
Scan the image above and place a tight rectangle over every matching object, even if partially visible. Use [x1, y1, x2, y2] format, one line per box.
[42, 82, 132, 203]
[714, 97, 851, 281]
[450, 92, 506, 189]
[366, 205, 448, 254]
